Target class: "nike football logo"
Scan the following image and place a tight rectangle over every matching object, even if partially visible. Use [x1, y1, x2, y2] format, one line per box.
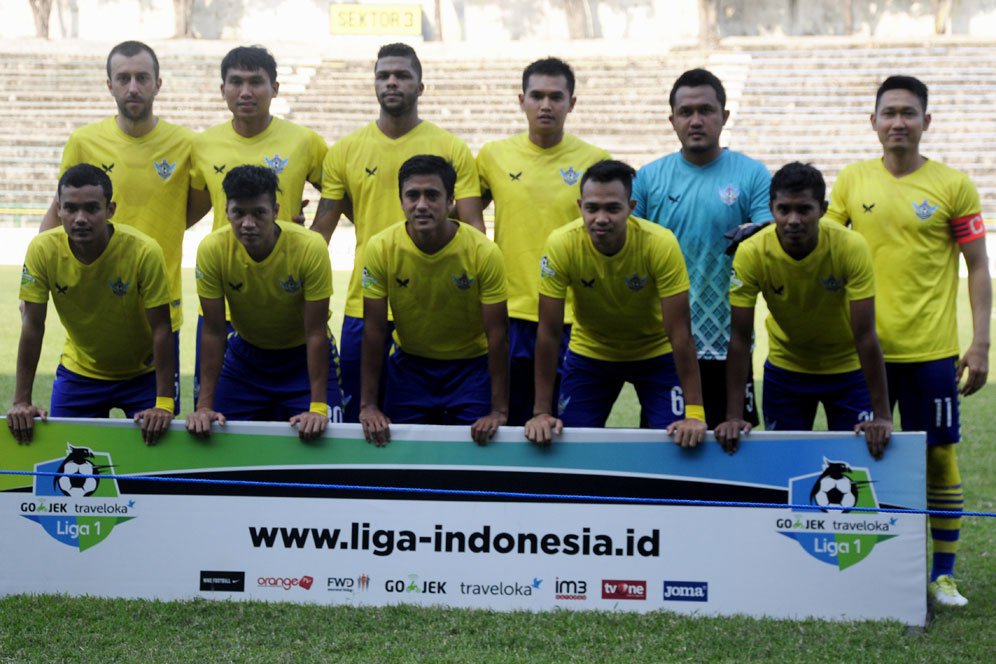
[862, 203, 875, 213]
[214, 164, 226, 174]
[509, 172, 522, 181]
[365, 167, 378, 176]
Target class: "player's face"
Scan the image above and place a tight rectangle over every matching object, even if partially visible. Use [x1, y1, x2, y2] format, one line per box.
[669, 85, 729, 155]
[401, 174, 452, 232]
[107, 51, 161, 122]
[519, 74, 576, 136]
[374, 56, 423, 117]
[578, 179, 635, 256]
[227, 194, 280, 255]
[222, 67, 278, 121]
[58, 185, 115, 247]
[771, 189, 827, 259]
[872, 89, 931, 153]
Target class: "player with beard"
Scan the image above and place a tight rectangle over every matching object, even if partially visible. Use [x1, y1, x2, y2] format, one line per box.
[312, 43, 484, 422]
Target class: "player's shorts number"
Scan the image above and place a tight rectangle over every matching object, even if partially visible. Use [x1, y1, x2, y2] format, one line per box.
[331, 405, 344, 424]
[744, 381, 755, 414]
[934, 397, 953, 428]
[857, 410, 874, 423]
[670, 386, 684, 416]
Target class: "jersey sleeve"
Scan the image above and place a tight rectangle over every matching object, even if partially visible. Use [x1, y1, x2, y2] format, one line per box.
[651, 230, 690, 299]
[949, 174, 985, 244]
[194, 234, 224, 300]
[189, 136, 207, 191]
[361, 234, 388, 299]
[301, 235, 333, 301]
[538, 234, 570, 300]
[476, 144, 493, 196]
[823, 167, 852, 226]
[728, 241, 761, 308]
[451, 139, 482, 200]
[843, 232, 875, 301]
[19, 238, 51, 304]
[307, 130, 329, 190]
[476, 241, 507, 305]
[58, 134, 82, 177]
[747, 161, 773, 224]
[320, 140, 347, 201]
[135, 241, 172, 309]
[632, 167, 649, 218]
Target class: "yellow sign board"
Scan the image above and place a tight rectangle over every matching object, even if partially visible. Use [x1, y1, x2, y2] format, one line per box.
[330, 4, 422, 35]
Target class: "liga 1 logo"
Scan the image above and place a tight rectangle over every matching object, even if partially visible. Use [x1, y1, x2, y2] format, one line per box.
[778, 457, 897, 570]
[20, 445, 135, 551]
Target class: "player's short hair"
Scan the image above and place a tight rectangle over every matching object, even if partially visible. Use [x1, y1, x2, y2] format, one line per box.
[522, 57, 576, 95]
[669, 68, 726, 110]
[222, 165, 279, 206]
[58, 163, 113, 203]
[377, 43, 422, 81]
[769, 162, 826, 204]
[397, 155, 456, 199]
[875, 75, 929, 112]
[106, 40, 160, 79]
[221, 45, 278, 85]
[580, 159, 637, 199]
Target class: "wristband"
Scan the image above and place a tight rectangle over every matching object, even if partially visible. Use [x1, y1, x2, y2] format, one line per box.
[155, 396, 175, 413]
[309, 402, 329, 417]
[684, 404, 705, 422]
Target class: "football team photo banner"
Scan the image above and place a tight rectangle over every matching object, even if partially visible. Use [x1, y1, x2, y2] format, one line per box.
[0, 419, 926, 626]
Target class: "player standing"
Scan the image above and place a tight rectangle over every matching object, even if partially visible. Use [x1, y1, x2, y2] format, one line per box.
[187, 166, 342, 441]
[715, 162, 892, 456]
[359, 156, 507, 445]
[9, 164, 175, 445]
[311, 43, 485, 423]
[40, 41, 191, 412]
[824, 75, 991, 606]
[476, 57, 610, 425]
[633, 68, 771, 429]
[524, 160, 705, 447]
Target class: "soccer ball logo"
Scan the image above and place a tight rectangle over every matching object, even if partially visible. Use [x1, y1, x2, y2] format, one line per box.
[54, 446, 109, 497]
[809, 460, 861, 512]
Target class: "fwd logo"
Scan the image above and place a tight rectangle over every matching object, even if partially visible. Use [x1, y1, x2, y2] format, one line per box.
[601, 579, 646, 600]
[327, 575, 370, 592]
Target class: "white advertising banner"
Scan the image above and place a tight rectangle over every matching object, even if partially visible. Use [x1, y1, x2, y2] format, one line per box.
[0, 419, 927, 625]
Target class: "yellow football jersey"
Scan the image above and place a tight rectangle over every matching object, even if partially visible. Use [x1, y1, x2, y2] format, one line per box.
[20, 224, 172, 380]
[539, 216, 689, 362]
[190, 117, 327, 230]
[362, 221, 506, 360]
[321, 121, 481, 318]
[59, 117, 192, 330]
[730, 222, 875, 373]
[195, 221, 333, 349]
[824, 158, 984, 362]
[477, 132, 610, 323]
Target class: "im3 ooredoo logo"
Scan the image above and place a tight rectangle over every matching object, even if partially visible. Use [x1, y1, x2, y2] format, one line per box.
[20, 445, 135, 551]
[777, 457, 896, 570]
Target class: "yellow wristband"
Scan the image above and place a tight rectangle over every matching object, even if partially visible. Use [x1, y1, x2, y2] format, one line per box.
[684, 404, 705, 422]
[309, 402, 329, 417]
[155, 396, 175, 413]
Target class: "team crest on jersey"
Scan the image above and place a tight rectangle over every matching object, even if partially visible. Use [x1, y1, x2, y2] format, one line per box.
[820, 275, 844, 292]
[109, 277, 130, 297]
[729, 268, 743, 291]
[280, 275, 301, 293]
[719, 184, 741, 206]
[264, 154, 289, 175]
[560, 167, 581, 186]
[194, 264, 205, 281]
[361, 267, 378, 289]
[912, 199, 938, 221]
[624, 273, 648, 292]
[20, 265, 36, 286]
[540, 256, 556, 279]
[153, 158, 176, 180]
[452, 271, 475, 290]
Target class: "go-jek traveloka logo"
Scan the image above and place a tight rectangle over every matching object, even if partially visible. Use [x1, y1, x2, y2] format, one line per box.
[777, 458, 896, 570]
[19, 445, 135, 551]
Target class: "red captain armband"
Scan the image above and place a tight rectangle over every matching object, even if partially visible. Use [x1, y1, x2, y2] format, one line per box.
[951, 212, 986, 244]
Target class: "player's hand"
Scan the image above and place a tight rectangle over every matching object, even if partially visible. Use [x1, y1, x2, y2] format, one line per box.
[957, 342, 989, 396]
[359, 405, 391, 446]
[292, 200, 309, 225]
[524, 413, 562, 447]
[6, 402, 47, 444]
[186, 407, 226, 438]
[666, 418, 707, 448]
[134, 406, 173, 446]
[471, 410, 507, 446]
[714, 418, 751, 454]
[854, 416, 892, 460]
[290, 410, 328, 441]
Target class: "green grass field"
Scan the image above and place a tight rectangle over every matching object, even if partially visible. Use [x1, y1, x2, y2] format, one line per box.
[0, 266, 993, 662]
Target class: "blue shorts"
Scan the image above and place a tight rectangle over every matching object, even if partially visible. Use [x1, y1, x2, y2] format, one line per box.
[50, 365, 157, 418]
[213, 333, 344, 422]
[507, 318, 572, 426]
[761, 361, 872, 431]
[558, 350, 684, 429]
[193, 315, 234, 406]
[383, 348, 491, 425]
[339, 315, 394, 423]
[886, 358, 960, 445]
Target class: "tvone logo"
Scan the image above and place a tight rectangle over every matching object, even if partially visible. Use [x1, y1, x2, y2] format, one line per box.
[257, 575, 314, 590]
[554, 577, 587, 600]
[601, 579, 647, 600]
